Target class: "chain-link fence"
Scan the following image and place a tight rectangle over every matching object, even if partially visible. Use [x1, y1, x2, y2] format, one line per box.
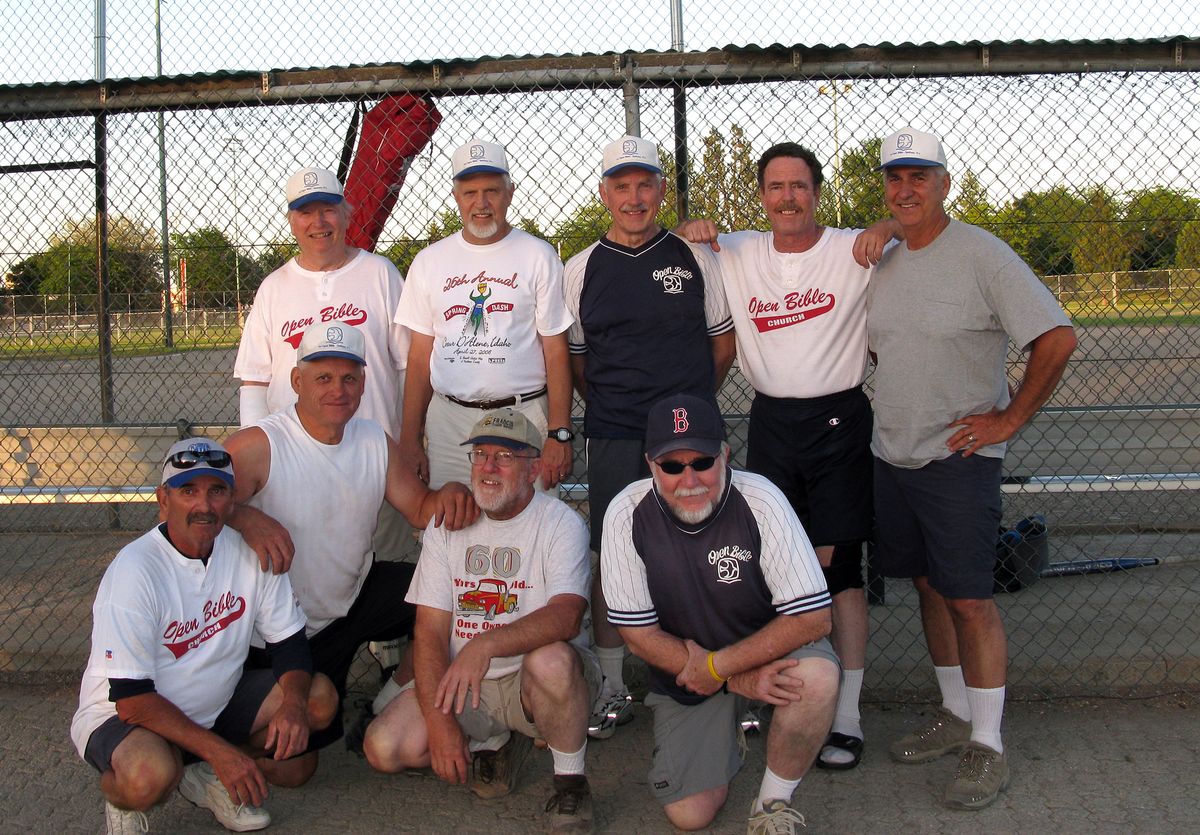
[2, 4, 1198, 700]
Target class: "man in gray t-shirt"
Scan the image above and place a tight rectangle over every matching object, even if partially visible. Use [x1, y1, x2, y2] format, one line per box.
[866, 127, 1076, 812]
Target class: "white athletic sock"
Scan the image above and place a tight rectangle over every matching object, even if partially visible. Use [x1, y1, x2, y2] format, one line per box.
[596, 645, 626, 694]
[935, 665, 971, 722]
[966, 685, 1005, 753]
[755, 766, 801, 812]
[371, 675, 405, 715]
[549, 743, 587, 776]
[831, 667, 864, 739]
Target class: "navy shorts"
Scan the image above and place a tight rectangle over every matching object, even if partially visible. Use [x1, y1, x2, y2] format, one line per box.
[585, 437, 650, 554]
[746, 387, 873, 549]
[873, 453, 1002, 600]
[83, 668, 276, 773]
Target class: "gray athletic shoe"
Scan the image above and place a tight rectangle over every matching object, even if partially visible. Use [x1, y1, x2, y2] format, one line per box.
[468, 731, 532, 799]
[178, 761, 271, 832]
[105, 801, 149, 835]
[944, 741, 1010, 810]
[544, 774, 594, 833]
[747, 799, 806, 834]
[587, 688, 634, 739]
[889, 707, 971, 764]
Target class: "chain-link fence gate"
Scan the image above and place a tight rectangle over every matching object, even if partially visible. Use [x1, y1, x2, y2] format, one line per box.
[2, 3, 1198, 700]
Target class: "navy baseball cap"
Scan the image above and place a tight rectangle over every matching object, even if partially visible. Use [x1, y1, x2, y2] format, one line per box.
[644, 394, 726, 460]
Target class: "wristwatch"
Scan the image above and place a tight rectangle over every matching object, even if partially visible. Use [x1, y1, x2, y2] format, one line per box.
[548, 427, 575, 443]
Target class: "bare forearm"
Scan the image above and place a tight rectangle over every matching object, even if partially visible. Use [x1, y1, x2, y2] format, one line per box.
[472, 597, 584, 661]
[400, 342, 435, 448]
[1000, 325, 1076, 432]
[569, 354, 587, 402]
[542, 334, 573, 429]
[617, 624, 689, 677]
[116, 693, 238, 762]
[710, 611, 831, 681]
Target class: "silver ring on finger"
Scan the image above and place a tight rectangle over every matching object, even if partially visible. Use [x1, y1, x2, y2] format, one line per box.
[968, 434, 976, 443]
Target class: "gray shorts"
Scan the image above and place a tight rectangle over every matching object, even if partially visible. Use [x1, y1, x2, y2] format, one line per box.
[645, 638, 839, 806]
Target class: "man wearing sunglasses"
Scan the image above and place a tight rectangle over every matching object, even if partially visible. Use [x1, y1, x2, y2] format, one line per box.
[72, 437, 338, 834]
[224, 323, 477, 752]
[363, 408, 597, 833]
[601, 394, 838, 834]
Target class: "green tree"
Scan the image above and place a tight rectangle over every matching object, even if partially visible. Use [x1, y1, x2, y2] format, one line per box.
[553, 199, 611, 262]
[992, 187, 1086, 276]
[1072, 186, 1132, 275]
[36, 216, 162, 307]
[254, 241, 300, 277]
[687, 125, 763, 231]
[948, 169, 996, 228]
[817, 138, 887, 230]
[1124, 187, 1200, 271]
[171, 227, 263, 305]
[1174, 220, 1200, 269]
[3, 253, 49, 295]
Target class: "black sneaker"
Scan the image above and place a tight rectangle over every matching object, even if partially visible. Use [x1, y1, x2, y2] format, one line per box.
[468, 732, 532, 799]
[544, 774, 594, 833]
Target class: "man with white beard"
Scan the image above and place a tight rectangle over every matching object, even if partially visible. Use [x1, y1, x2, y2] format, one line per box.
[601, 394, 838, 834]
[393, 139, 575, 494]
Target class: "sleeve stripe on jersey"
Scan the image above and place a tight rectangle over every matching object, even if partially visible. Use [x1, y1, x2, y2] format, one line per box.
[775, 589, 832, 616]
[706, 316, 735, 336]
[607, 606, 658, 627]
[568, 341, 587, 354]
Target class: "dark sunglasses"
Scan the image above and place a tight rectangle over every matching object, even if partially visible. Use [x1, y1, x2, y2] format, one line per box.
[166, 449, 232, 469]
[655, 456, 717, 475]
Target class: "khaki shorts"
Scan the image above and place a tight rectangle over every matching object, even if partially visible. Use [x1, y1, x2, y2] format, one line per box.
[456, 645, 602, 747]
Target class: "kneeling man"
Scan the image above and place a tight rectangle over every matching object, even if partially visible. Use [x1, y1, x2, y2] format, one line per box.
[364, 409, 598, 833]
[602, 395, 839, 834]
[71, 438, 337, 834]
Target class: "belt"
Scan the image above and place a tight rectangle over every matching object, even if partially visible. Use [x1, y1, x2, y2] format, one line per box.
[444, 386, 548, 410]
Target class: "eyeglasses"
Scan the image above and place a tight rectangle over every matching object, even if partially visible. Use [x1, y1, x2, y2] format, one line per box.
[467, 449, 540, 467]
[166, 448, 232, 469]
[654, 456, 717, 475]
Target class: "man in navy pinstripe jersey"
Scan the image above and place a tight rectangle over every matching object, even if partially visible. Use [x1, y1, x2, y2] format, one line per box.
[600, 394, 839, 834]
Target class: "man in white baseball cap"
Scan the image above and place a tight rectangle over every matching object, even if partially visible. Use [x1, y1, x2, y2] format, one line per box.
[867, 126, 1076, 810]
[394, 137, 576, 497]
[71, 436, 338, 833]
[563, 135, 736, 740]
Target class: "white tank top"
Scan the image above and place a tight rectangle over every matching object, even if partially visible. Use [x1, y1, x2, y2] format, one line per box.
[252, 407, 388, 635]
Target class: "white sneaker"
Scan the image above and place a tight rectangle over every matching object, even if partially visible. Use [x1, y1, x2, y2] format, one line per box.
[587, 688, 634, 739]
[178, 762, 271, 832]
[105, 801, 149, 835]
[747, 799, 806, 834]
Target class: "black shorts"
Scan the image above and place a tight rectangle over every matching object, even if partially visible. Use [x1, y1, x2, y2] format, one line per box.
[585, 437, 650, 554]
[746, 387, 873, 547]
[83, 668, 276, 773]
[873, 454, 1002, 600]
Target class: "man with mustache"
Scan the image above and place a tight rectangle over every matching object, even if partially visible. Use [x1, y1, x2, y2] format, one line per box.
[224, 323, 477, 752]
[71, 438, 337, 834]
[394, 138, 576, 498]
[364, 408, 598, 833]
[675, 143, 897, 770]
[564, 135, 736, 740]
[601, 394, 837, 834]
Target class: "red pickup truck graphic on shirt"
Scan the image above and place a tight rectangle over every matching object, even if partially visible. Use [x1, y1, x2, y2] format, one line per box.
[457, 578, 519, 621]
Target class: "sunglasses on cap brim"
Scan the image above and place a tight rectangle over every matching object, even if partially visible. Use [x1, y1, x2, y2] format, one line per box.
[166, 449, 232, 469]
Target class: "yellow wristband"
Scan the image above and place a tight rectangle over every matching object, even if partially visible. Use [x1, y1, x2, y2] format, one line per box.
[706, 651, 726, 683]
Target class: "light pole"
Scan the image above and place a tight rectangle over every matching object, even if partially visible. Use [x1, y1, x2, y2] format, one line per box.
[155, 0, 173, 346]
[818, 82, 852, 226]
[222, 136, 244, 323]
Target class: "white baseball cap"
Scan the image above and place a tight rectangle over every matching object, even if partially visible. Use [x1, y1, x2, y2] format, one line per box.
[296, 322, 367, 365]
[451, 139, 510, 180]
[161, 437, 235, 488]
[286, 167, 344, 210]
[601, 135, 662, 177]
[877, 128, 948, 170]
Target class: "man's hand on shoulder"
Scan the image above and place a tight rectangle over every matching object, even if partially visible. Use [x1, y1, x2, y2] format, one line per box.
[853, 217, 902, 267]
[228, 505, 295, 574]
[675, 218, 722, 252]
[429, 481, 479, 530]
[727, 657, 805, 706]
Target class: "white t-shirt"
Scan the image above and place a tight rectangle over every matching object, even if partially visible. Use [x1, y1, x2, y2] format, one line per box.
[393, 229, 571, 401]
[70, 525, 306, 758]
[406, 491, 591, 679]
[234, 249, 409, 431]
[250, 407, 388, 635]
[712, 228, 873, 398]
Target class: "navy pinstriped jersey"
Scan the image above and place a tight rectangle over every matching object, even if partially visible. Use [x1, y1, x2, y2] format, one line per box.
[564, 229, 734, 439]
[601, 468, 830, 705]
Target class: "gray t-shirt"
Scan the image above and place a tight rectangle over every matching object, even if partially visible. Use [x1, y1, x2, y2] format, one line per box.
[866, 219, 1072, 469]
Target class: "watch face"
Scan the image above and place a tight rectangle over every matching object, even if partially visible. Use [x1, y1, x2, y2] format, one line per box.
[550, 428, 574, 442]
